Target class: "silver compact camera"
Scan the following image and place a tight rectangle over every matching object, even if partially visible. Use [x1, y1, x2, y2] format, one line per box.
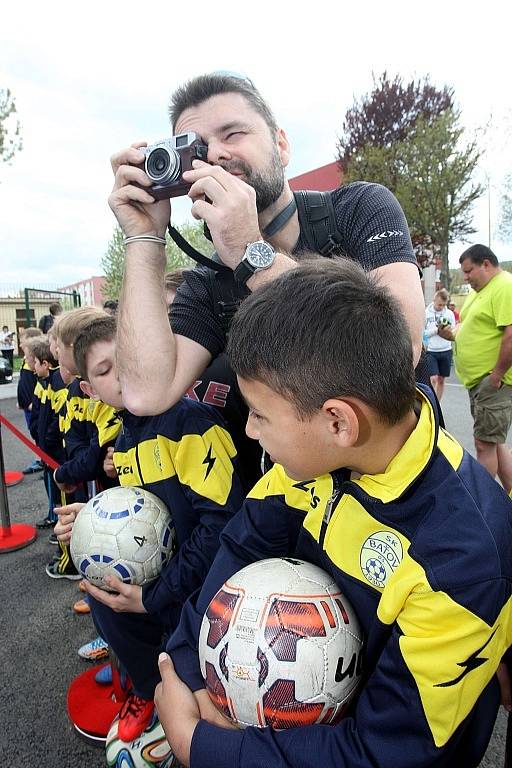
[141, 132, 208, 199]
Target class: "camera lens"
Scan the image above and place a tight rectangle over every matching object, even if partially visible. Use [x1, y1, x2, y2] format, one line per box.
[145, 145, 180, 184]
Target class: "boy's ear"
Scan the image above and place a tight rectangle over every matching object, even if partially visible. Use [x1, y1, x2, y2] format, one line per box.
[321, 398, 360, 447]
[79, 379, 99, 401]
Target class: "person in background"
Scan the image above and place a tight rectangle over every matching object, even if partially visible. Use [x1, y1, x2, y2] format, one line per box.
[38, 302, 62, 334]
[448, 300, 460, 323]
[17, 327, 45, 474]
[24, 336, 69, 532]
[440, 244, 512, 493]
[424, 288, 455, 400]
[103, 299, 118, 316]
[0, 324, 16, 367]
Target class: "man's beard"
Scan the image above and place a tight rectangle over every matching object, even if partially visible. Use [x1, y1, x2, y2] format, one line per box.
[221, 146, 285, 213]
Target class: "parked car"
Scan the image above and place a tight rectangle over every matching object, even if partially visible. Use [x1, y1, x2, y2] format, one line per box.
[0, 356, 13, 384]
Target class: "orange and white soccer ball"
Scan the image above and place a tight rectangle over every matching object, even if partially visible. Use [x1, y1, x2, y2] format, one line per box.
[198, 557, 364, 729]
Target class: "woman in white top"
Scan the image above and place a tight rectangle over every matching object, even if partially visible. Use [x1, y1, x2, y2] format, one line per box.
[0, 325, 16, 368]
[424, 289, 456, 400]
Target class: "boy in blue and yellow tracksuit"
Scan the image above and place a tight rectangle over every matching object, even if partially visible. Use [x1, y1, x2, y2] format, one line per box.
[55, 376, 121, 494]
[25, 338, 67, 528]
[55, 314, 245, 741]
[47, 307, 122, 580]
[161, 260, 512, 768]
[18, 342, 44, 473]
[47, 375, 121, 581]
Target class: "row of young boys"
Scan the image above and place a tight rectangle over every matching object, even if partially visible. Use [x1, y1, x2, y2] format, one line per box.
[17, 271, 254, 740]
[22, 259, 512, 767]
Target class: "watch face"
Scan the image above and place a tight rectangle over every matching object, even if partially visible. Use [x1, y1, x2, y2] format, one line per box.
[247, 241, 275, 269]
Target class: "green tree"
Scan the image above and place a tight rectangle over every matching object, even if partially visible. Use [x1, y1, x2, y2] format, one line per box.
[337, 72, 453, 178]
[101, 220, 214, 300]
[337, 74, 485, 286]
[394, 111, 484, 285]
[496, 172, 512, 242]
[0, 88, 22, 168]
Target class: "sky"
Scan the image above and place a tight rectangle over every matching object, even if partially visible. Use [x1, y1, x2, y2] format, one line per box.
[1, 0, 511, 291]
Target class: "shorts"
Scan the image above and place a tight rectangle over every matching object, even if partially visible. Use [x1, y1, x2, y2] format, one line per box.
[426, 350, 452, 378]
[468, 376, 512, 444]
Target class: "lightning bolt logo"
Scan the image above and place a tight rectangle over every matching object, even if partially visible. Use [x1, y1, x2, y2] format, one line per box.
[434, 628, 497, 688]
[105, 416, 119, 430]
[202, 445, 216, 480]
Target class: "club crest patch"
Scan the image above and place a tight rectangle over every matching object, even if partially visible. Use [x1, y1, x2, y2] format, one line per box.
[360, 530, 403, 588]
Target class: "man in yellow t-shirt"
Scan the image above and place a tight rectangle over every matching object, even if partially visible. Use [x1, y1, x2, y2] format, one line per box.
[441, 244, 512, 492]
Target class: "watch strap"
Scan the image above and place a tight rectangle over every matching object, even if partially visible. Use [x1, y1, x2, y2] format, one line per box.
[234, 259, 256, 285]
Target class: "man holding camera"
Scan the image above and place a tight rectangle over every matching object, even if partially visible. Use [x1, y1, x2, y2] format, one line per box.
[109, 72, 425, 419]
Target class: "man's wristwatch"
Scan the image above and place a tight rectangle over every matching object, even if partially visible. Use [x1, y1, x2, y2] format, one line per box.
[234, 240, 276, 285]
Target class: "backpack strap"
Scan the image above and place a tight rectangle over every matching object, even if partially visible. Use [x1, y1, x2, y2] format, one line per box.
[294, 190, 344, 256]
[208, 268, 247, 335]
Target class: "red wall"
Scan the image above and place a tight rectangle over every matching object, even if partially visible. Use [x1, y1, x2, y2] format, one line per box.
[289, 161, 341, 191]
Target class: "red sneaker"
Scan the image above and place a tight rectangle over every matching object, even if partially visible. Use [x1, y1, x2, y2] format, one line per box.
[117, 694, 154, 742]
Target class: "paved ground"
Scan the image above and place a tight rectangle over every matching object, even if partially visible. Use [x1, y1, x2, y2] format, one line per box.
[0, 373, 509, 766]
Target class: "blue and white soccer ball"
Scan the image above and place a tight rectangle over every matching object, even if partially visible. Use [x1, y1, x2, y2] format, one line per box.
[106, 711, 179, 768]
[70, 486, 176, 591]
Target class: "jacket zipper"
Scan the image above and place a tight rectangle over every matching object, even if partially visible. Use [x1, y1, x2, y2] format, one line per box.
[319, 475, 342, 548]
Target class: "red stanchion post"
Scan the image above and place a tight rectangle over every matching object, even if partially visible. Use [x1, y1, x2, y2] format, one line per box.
[0, 420, 37, 553]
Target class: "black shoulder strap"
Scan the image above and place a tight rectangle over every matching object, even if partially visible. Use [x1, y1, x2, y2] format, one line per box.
[294, 190, 344, 256]
[167, 225, 231, 273]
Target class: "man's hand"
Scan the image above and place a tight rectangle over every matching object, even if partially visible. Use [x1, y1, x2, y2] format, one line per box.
[489, 371, 503, 390]
[155, 653, 200, 768]
[82, 575, 146, 613]
[55, 502, 84, 543]
[109, 143, 171, 238]
[103, 447, 117, 478]
[183, 160, 261, 269]
[437, 324, 455, 342]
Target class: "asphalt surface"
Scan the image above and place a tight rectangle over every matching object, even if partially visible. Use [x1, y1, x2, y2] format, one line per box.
[0, 374, 509, 767]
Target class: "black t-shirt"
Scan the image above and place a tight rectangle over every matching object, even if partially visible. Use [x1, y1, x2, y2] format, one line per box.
[169, 182, 417, 484]
[170, 182, 416, 356]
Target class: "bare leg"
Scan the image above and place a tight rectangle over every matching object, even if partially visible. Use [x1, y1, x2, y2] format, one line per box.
[430, 375, 441, 398]
[474, 438, 499, 479]
[436, 377, 446, 401]
[497, 443, 512, 494]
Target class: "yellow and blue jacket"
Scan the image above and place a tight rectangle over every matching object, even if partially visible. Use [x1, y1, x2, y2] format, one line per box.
[169, 385, 512, 768]
[29, 367, 67, 463]
[113, 398, 245, 625]
[55, 377, 121, 487]
[17, 358, 38, 411]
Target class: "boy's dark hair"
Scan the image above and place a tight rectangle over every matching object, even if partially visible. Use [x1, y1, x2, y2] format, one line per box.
[227, 258, 417, 425]
[103, 299, 118, 315]
[26, 337, 58, 368]
[164, 268, 187, 293]
[73, 315, 117, 381]
[459, 244, 499, 267]
[49, 302, 62, 316]
[169, 73, 278, 135]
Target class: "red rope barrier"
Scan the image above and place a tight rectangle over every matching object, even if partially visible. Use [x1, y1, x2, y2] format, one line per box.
[0, 413, 60, 470]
